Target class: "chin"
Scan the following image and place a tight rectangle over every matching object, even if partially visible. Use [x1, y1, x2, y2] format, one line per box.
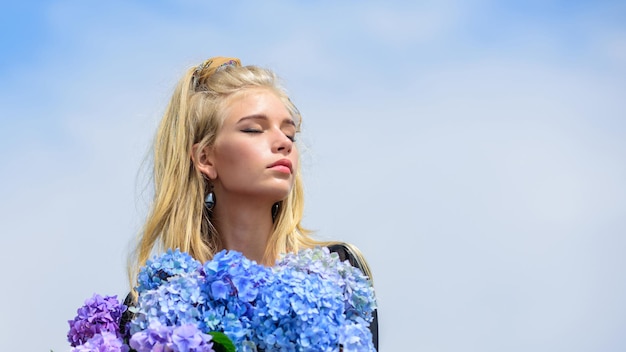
[265, 186, 293, 203]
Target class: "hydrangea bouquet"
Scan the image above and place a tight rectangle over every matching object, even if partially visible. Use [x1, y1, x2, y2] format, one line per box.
[67, 247, 376, 351]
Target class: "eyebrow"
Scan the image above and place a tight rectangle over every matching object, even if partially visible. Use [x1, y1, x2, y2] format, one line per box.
[237, 114, 296, 127]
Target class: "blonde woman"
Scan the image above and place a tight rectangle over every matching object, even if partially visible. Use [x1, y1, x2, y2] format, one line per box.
[124, 56, 378, 348]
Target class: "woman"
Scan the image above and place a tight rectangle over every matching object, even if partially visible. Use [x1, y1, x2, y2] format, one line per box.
[125, 56, 378, 348]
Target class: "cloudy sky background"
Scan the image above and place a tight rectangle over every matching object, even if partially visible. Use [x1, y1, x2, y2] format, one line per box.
[1, 1, 625, 351]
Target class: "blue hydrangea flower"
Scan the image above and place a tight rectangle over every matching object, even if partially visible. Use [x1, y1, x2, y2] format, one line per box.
[136, 248, 202, 293]
[277, 247, 377, 322]
[252, 261, 345, 351]
[199, 250, 272, 346]
[259, 247, 377, 351]
[129, 272, 206, 335]
[338, 317, 375, 352]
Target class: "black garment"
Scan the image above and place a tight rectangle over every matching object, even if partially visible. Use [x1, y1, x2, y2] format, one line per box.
[328, 244, 379, 351]
[121, 245, 379, 350]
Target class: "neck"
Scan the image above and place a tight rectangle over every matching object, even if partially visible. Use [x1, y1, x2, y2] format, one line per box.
[211, 194, 275, 265]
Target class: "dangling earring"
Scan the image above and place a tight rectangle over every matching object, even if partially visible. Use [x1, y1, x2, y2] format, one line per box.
[272, 202, 280, 222]
[205, 192, 215, 210]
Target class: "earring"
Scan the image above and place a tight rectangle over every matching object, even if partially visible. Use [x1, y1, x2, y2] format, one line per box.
[205, 192, 215, 210]
[272, 202, 280, 222]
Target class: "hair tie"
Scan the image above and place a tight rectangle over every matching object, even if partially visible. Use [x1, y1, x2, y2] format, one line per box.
[192, 56, 241, 90]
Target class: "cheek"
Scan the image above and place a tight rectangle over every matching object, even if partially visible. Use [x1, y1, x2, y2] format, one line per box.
[215, 139, 263, 176]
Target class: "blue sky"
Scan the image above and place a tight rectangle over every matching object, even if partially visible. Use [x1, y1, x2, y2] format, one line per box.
[1, 1, 625, 351]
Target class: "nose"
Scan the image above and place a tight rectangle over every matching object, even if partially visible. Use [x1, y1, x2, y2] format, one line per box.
[272, 129, 293, 154]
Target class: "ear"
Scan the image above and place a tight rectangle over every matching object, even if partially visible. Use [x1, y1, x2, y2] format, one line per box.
[191, 143, 217, 180]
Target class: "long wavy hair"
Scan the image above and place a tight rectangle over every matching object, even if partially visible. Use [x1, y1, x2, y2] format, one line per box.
[127, 61, 372, 293]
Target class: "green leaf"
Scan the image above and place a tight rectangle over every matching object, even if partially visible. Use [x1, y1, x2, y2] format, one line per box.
[208, 331, 236, 352]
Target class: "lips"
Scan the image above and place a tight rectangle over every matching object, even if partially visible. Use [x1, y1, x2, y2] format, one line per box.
[268, 159, 293, 174]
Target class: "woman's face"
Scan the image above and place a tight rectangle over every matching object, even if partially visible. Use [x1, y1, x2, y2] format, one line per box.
[207, 88, 299, 203]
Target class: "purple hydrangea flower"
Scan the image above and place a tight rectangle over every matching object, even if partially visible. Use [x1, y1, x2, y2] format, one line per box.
[129, 323, 214, 352]
[67, 294, 127, 347]
[70, 331, 129, 352]
[128, 322, 171, 351]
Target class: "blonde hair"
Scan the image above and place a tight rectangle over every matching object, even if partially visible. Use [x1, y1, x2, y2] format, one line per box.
[128, 61, 372, 293]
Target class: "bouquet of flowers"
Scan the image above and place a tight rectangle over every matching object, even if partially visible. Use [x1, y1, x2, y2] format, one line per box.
[67, 247, 376, 351]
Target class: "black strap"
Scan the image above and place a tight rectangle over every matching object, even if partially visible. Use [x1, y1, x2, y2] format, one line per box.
[119, 293, 134, 338]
